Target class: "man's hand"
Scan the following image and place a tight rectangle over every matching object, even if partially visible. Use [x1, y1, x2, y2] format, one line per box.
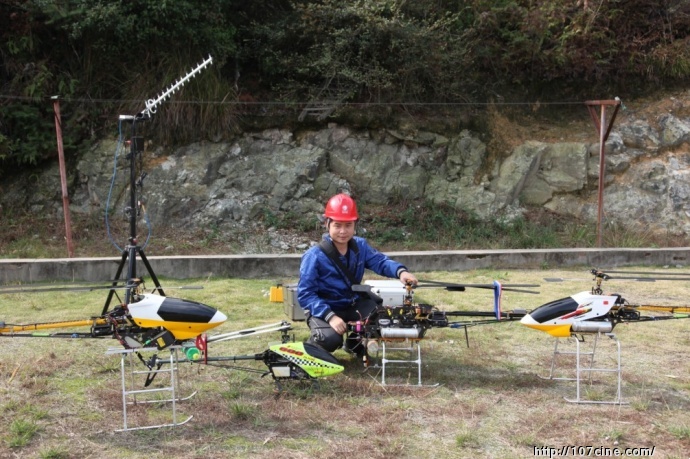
[328, 315, 347, 335]
[399, 271, 418, 286]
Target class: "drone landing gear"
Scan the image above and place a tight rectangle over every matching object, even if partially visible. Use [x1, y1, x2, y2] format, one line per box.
[539, 332, 627, 405]
[106, 346, 196, 432]
[365, 338, 439, 388]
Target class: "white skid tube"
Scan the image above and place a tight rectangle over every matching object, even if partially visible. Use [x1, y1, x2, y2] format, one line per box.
[206, 321, 292, 344]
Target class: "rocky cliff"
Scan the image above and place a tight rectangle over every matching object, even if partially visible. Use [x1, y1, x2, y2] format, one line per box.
[2, 92, 690, 252]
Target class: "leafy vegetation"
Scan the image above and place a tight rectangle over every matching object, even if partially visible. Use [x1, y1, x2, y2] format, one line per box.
[1, 0, 689, 177]
[359, 200, 684, 252]
[1, 199, 685, 259]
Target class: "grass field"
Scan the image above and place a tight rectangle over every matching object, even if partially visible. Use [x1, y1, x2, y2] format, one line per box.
[1, 268, 689, 458]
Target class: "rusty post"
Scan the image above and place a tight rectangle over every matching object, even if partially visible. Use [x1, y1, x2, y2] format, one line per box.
[52, 96, 75, 257]
[584, 99, 621, 248]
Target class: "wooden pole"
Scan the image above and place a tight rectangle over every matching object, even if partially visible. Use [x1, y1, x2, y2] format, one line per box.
[52, 96, 75, 257]
[584, 99, 621, 248]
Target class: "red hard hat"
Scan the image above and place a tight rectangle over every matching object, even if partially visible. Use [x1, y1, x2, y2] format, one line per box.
[324, 194, 359, 221]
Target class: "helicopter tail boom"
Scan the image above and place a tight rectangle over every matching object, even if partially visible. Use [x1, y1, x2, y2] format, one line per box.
[0, 318, 108, 335]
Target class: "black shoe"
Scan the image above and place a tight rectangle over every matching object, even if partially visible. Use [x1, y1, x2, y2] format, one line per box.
[343, 335, 358, 353]
[344, 342, 368, 365]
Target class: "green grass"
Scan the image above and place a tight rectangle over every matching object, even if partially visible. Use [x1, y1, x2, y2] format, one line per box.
[7, 419, 40, 448]
[668, 423, 690, 440]
[1, 270, 690, 457]
[39, 448, 71, 459]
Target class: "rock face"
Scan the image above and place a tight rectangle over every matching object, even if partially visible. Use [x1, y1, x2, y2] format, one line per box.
[3, 93, 690, 243]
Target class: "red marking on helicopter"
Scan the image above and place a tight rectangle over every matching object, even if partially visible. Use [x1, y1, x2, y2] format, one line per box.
[279, 346, 305, 357]
[560, 305, 592, 320]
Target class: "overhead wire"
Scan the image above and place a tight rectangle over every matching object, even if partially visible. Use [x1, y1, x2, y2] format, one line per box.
[0, 93, 588, 107]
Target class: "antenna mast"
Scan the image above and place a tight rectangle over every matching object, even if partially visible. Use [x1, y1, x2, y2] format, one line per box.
[103, 55, 214, 313]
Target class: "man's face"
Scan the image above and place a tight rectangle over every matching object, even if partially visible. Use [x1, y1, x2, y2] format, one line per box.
[328, 219, 355, 244]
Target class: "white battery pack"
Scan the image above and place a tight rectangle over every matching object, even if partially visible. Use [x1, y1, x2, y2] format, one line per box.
[363, 280, 408, 306]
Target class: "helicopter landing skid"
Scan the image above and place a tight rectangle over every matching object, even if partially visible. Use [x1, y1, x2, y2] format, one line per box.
[106, 346, 195, 432]
[364, 338, 440, 388]
[539, 332, 627, 405]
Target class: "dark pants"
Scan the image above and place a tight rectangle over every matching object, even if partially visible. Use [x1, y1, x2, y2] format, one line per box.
[307, 297, 378, 353]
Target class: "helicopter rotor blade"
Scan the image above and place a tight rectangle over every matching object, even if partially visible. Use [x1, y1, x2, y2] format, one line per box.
[416, 280, 540, 294]
[0, 285, 134, 294]
[591, 268, 690, 282]
[417, 280, 538, 288]
[596, 275, 687, 282]
[0, 285, 203, 295]
[546, 276, 686, 283]
[596, 269, 690, 277]
[607, 276, 657, 281]
[499, 287, 541, 294]
[0, 276, 140, 291]
[543, 277, 588, 282]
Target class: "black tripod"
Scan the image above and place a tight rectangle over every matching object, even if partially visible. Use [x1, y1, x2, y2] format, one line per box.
[101, 115, 164, 315]
[99, 55, 213, 315]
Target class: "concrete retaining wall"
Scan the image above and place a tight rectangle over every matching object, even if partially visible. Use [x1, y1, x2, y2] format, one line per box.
[1, 248, 688, 283]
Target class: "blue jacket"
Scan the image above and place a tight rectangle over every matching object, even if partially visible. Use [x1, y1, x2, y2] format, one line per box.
[297, 235, 408, 321]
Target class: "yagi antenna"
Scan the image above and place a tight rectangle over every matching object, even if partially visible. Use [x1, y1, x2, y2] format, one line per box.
[139, 54, 213, 119]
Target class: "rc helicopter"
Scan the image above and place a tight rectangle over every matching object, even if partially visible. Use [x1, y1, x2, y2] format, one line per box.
[515, 268, 690, 404]
[0, 276, 237, 385]
[520, 268, 690, 337]
[284, 279, 538, 385]
[0, 278, 227, 346]
[0, 277, 345, 389]
[345, 280, 534, 348]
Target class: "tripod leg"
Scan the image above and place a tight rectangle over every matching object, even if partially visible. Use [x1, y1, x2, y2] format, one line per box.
[138, 249, 165, 296]
[102, 249, 129, 315]
[125, 245, 138, 304]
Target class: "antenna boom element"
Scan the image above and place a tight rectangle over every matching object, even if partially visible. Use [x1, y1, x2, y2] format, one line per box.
[140, 55, 213, 118]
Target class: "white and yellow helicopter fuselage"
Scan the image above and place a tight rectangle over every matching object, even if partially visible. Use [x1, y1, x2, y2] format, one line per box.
[520, 291, 618, 337]
[128, 294, 227, 340]
[0, 293, 228, 345]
